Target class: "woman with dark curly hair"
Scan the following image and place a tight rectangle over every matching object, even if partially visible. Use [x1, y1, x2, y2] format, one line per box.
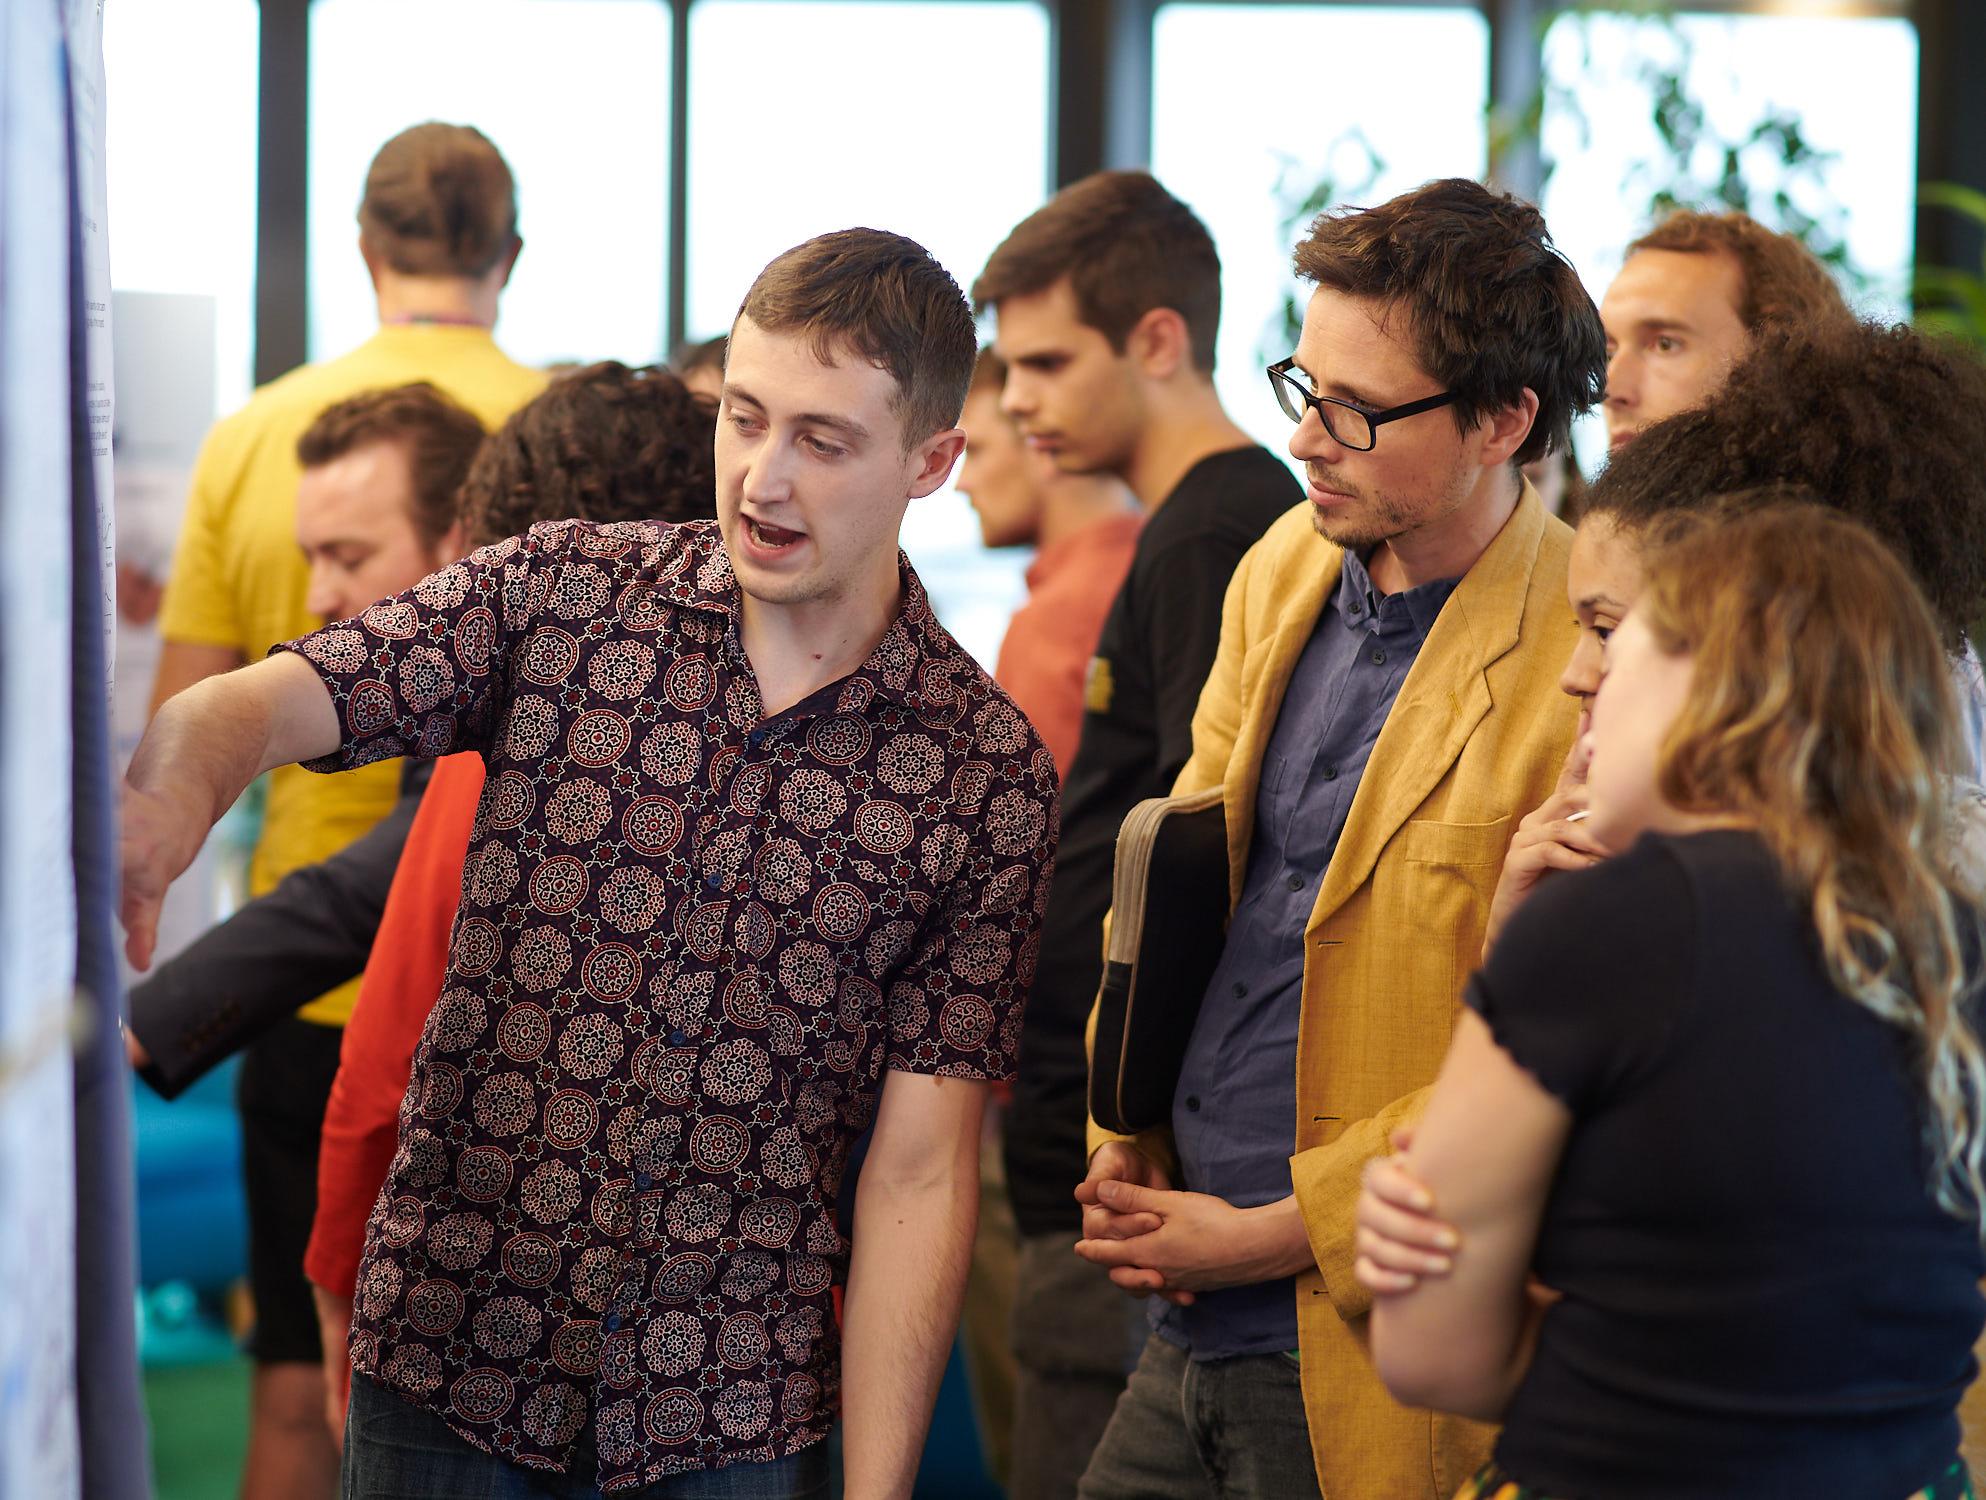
[303, 364, 717, 1434]
[1474, 317, 1986, 957]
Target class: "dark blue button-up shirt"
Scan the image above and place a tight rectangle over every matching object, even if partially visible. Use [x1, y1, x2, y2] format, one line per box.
[1160, 547, 1457, 1359]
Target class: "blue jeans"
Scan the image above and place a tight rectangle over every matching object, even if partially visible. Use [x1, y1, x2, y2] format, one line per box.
[343, 1375, 831, 1500]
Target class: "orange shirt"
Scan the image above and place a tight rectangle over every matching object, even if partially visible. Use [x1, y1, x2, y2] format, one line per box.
[992, 512, 1143, 782]
[305, 751, 485, 1297]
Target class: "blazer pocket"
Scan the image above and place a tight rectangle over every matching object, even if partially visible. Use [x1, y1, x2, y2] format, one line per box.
[1397, 814, 1514, 869]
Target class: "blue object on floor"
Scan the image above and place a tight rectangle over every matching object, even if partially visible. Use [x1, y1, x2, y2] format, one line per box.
[131, 1060, 247, 1290]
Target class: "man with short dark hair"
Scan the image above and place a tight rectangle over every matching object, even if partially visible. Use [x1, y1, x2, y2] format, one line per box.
[1600, 207, 1847, 452]
[974, 170, 1298, 1500]
[121, 229, 1058, 1500]
[1071, 178, 1607, 1500]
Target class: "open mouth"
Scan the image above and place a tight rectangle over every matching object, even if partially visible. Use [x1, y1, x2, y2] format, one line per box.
[745, 516, 807, 552]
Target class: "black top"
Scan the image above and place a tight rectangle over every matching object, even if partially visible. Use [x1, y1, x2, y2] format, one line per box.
[1475, 829, 1985, 1498]
[128, 758, 430, 1098]
[1005, 445, 1300, 1235]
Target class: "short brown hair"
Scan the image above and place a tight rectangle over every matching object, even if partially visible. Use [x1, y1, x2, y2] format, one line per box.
[359, 122, 518, 279]
[972, 170, 1221, 373]
[461, 362, 718, 547]
[1627, 209, 1847, 335]
[736, 228, 976, 452]
[1292, 178, 1606, 466]
[295, 384, 486, 545]
[1584, 318, 1986, 652]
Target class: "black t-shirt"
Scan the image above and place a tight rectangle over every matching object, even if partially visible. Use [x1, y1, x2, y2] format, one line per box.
[1476, 829, 1985, 1498]
[1004, 445, 1300, 1236]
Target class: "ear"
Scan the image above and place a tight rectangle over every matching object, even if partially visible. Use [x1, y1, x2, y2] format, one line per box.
[1477, 387, 1542, 469]
[359, 233, 383, 291]
[495, 235, 523, 291]
[906, 428, 967, 500]
[1126, 306, 1191, 381]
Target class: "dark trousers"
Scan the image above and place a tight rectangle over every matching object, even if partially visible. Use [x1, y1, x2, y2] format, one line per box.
[1007, 1231, 1145, 1500]
[343, 1376, 830, 1500]
[1078, 1334, 1322, 1500]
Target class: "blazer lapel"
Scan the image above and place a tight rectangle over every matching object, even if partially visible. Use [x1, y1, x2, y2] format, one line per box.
[1309, 485, 1549, 930]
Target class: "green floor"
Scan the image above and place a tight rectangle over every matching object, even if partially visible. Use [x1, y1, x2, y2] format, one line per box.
[144, 1358, 251, 1500]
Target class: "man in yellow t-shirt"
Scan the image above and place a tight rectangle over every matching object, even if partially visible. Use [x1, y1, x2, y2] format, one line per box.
[148, 122, 544, 1500]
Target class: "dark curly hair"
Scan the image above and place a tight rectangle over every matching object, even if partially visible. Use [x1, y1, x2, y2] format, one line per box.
[1585, 319, 1986, 651]
[460, 361, 717, 547]
[1290, 178, 1607, 466]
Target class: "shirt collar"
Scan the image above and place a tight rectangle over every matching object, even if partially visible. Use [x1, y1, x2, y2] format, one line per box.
[1334, 546, 1459, 642]
[658, 519, 966, 720]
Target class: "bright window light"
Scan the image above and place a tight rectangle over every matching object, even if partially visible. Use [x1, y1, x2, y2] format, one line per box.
[103, 0, 260, 413]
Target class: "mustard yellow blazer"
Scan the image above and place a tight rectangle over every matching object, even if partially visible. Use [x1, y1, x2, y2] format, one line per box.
[1091, 486, 1581, 1499]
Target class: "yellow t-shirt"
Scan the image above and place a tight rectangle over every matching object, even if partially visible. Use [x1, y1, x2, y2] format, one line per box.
[158, 324, 547, 1024]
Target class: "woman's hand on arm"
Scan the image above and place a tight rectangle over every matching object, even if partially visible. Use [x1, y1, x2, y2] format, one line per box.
[1368, 1011, 1571, 1423]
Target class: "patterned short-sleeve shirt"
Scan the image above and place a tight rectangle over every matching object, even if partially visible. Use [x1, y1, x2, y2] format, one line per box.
[279, 517, 1058, 1488]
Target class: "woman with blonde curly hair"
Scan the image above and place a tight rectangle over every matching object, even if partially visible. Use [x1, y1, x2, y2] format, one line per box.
[1356, 504, 1986, 1499]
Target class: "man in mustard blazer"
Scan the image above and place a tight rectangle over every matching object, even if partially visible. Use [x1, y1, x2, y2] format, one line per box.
[1073, 180, 1608, 1500]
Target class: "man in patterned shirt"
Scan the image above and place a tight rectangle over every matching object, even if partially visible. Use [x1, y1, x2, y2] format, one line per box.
[120, 230, 1060, 1500]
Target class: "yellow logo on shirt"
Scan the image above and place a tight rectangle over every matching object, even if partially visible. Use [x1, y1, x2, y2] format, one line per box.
[1085, 656, 1115, 715]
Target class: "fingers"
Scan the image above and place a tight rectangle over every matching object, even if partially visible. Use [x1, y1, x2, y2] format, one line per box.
[1387, 1124, 1416, 1154]
[124, 1028, 151, 1071]
[1080, 1204, 1162, 1241]
[1103, 1264, 1195, 1306]
[121, 897, 159, 972]
[1355, 1252, 1419, 1296]
[1354, 1221, 1451, 1279]
[1361, 1155, 1435, 1215]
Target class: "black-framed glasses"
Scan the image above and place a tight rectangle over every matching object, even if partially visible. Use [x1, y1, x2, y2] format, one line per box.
[1266, 357, 1457, 452]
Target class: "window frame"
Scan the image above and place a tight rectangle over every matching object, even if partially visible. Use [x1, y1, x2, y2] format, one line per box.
[247, 0, 1934, 386]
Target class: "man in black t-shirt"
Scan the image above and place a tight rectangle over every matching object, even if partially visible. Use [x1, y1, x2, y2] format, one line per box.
[973, 170, 1299, 1500]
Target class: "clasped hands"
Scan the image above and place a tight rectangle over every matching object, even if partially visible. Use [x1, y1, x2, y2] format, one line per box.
[1072, 1142, 1314, 1303]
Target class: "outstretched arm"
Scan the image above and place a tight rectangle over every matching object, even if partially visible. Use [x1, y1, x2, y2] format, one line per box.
[121, 652, 341, 970]
[841, 1069, 988, 1500]
[125, 766, 426, 1097]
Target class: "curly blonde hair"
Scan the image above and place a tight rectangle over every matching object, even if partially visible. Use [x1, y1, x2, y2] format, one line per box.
[1637, 504, 1986, 1231]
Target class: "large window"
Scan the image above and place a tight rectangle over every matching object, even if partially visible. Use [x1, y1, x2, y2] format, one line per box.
[308, 0, 672, 370]
[103, 0, 260, 414]
[686, 0, 1052, 666]
[1152, 4, 1491, 465]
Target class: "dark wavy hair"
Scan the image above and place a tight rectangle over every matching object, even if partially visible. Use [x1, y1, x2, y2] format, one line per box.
[1585, 319, 1986, 652]
[1290, 177, 1607, 466]
[460, 362, 717, 547]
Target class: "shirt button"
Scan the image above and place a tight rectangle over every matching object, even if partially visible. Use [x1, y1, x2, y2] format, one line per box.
[1370, 647, 1387, 666]
[704, 873, 722, 891]
[1287, 873, 1304, 892]
[1185, 1096, 1202, 1113]
[669, 1029, 686, 1046]
[604, 1314, 623, 1332]
[1321, 764, 1338, 781]
[1231, 982, 1247, 999]
[636, 1172, 653, 1190]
